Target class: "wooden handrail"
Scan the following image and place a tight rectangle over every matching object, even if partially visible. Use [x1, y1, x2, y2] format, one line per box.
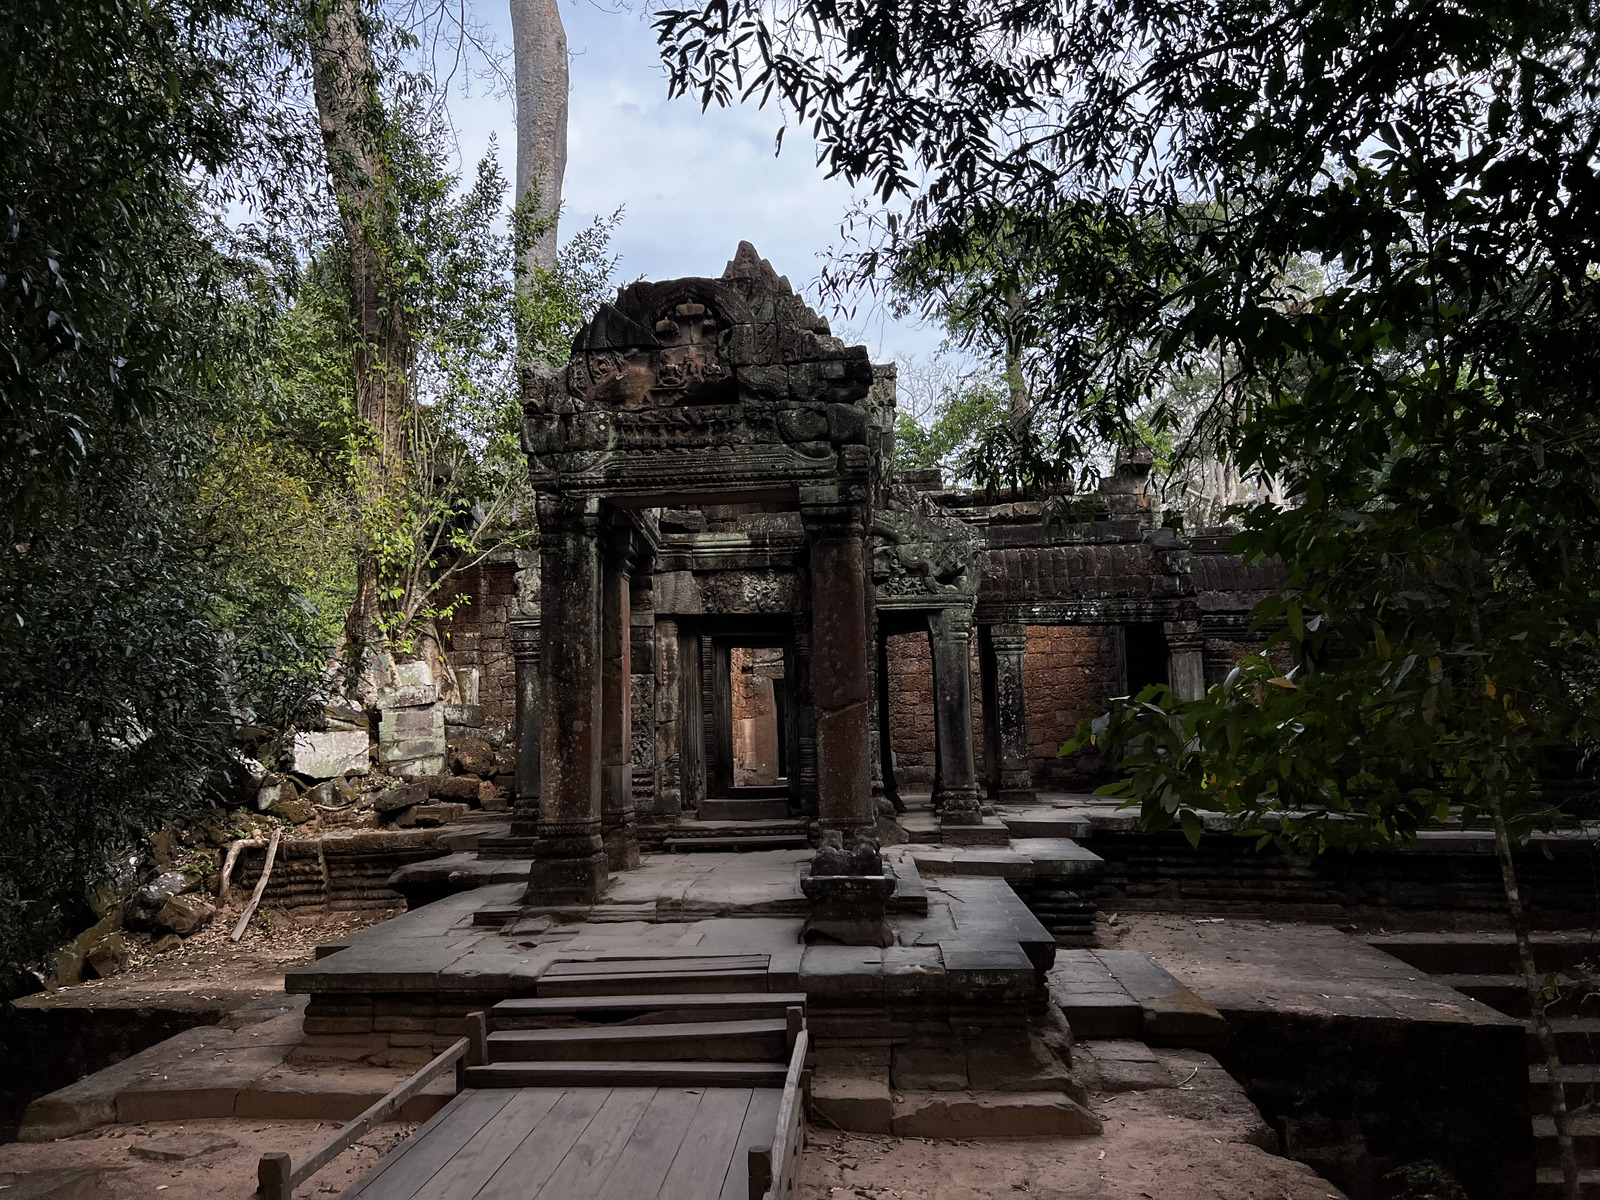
[751, 1025, 808, 1200]
[257, 1035, 470, 1200]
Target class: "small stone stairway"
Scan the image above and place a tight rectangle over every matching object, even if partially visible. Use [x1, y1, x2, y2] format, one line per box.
[1372, 933, 1600, 1195]
[464, 957, 807, 1090]
[665, 795, 809, 852]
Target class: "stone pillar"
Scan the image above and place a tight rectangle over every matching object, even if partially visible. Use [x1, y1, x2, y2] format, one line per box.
[981, 622, 1035, 803]
[791, 615, 817, 817]
[1164, 619, 1206, 702]
[525, 494, 607, 907]
[928, 607, 982, 825]
[802, 502, 874, 837]
[652, 615, 682, 823]
[629, 570, 656, 825]
[600, 527, 640, 870]
[506, 616, 541, 841]
[875, 631, 902, 810]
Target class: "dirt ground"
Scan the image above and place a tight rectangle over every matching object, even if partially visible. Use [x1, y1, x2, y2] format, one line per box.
[798, 1101, 1344, 1200]
[18, 908, 397, 1016]
[0, 1116, 418, 1199]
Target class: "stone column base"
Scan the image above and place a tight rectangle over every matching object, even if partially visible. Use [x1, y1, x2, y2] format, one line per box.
[801, 874, 895, 947]
[524, 822, 608, 906]
[602, 814, 640, 871]
[935, 786, 984, 826]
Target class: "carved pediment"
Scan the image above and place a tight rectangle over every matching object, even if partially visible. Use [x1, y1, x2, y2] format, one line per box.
[872, 479, 983, 603]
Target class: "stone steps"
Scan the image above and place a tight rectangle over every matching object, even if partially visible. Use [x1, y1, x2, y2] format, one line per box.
[487, 1017, 789, 1062]
[665, 833, 810, 851]
[665, 818, 809, 852]
[491, 992, 808, 1030]
[463, 1060, 791, 1088]
[699, 796, 791, 821]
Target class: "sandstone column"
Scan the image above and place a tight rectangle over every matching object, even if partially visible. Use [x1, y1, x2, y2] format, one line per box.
[505, 616, 541, 844]
[600, 527, 640, 870]
[875, 631, 902, 810]
[802, 499, 873, 836]
[653, 615, 682, 822]
[928, 607, 982, 825]
[981, 622, 1035, 803]
[525, 494, 607, 906]
[1164, 619, 1207, 702]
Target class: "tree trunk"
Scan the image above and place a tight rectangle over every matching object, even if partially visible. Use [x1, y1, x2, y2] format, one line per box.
[309, 0, 412, 654]
[309, 0, 410, 468]
[511, 0, 569, 275]
[1486, 784, 1580, 1200]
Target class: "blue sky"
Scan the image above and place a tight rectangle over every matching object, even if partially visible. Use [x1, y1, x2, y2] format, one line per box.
[442, 0, 949, 365]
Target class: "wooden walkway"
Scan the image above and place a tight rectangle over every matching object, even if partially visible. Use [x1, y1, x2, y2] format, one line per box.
[323, 955, 807, 1200]
[345, 1085, 783, 1200]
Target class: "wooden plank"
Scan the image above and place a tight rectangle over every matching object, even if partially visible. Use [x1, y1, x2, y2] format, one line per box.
[290, 1039, 470, 1189]
[465, 1061, 789, 1088]
[345, 1089, 518, 1200]
[719, 1088, 784, 1200]
[656, 1088, 755, 1200]
[470, 1087, 614, 1200]
[488, 1018, 787, 1062]
[544, 955, 770, 976]
[526, 1087, 657, 1200]
[407, 1088, 566, 1200]
[591, 1088, 709, 1200]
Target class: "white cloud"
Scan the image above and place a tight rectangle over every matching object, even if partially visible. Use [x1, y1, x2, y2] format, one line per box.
[443, 0, 949, 365]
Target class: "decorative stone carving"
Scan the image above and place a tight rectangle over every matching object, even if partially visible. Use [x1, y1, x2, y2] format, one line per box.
[872, 481, 983, 607]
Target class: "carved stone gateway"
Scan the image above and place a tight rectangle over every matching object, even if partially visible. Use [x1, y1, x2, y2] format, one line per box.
[515, 244, 1238, 942]
[521, 243, 898, 935]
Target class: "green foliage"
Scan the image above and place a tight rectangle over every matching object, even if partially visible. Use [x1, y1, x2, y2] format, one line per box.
[0, 0, 334, 980]
[515, 192, 625, 365]
[658, 0, 1600, 848]
[892, 375, 1009, 484]
[1384, 1163, 1469, 1200]
[295, 99, 622, 655]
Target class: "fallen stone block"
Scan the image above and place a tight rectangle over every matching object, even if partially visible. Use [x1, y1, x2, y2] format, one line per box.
[1093, 950, 1228, 1047]
[156, 894, 215, 936]
[811, 1074, 893, 1134]
[1077, 1039, 1176, 1093]
[889, 1091, 1102, 1138]
[291, 730, 369, 778]
[235, 1064, 453, 1122]
[373, 781, 429, 813]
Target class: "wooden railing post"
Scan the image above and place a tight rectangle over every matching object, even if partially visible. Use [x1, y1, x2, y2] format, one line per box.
[258, 1150, 293, 1200]
[785, 1006, 804, 1056]
[468, 1011, 489, 1066]
[747, 1145, 774, 1200]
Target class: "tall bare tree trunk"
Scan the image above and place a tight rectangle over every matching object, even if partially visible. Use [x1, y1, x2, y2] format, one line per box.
[511, 0, 568, 276]
[308, 0, 412, 658]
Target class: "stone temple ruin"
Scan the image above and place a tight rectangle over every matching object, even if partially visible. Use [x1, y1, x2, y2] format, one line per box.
[276, 245, 1309, 1139]
[16, 247, 1573, 1200]
[479, 241, 1274, 913]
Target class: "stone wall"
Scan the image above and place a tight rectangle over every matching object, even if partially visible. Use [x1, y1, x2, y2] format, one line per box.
[883, 631, 984, 792]
[1023, 625, 1121, 788]
[437, 560, 517, 730]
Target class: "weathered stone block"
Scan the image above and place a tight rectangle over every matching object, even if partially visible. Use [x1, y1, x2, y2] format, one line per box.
[380, 707, 444, 740]
[291, 730, 369, 778]
[375, 684, 438, 710]
[379, 738, 447, 764]
[444, 703, 485, 728]
[156, 894, 215, 936]
[390, 756, 446, 779]
[889, 1091, 1101, 1138]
